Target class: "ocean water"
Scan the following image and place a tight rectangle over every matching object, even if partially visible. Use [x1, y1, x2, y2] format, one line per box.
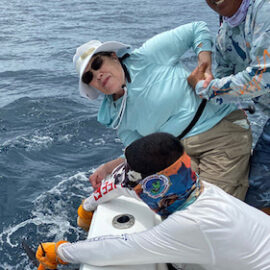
[0, 0, 267, 269]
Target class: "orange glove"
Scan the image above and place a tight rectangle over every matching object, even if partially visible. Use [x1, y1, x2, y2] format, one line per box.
[36, 241, 69, 269]
[77, 202, 93, 231]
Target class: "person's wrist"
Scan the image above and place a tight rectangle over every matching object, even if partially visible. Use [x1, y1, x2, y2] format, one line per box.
[56, 241, 69, 264]
[205, 67, 212, 73]
[56, 241, 70, 264]
[101, 163, 109, 174]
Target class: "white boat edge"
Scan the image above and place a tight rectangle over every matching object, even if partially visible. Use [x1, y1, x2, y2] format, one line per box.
[79, 195, 168, 270]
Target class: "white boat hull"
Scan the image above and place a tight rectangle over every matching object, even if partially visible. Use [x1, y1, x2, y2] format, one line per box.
[79, 196, 167, 270]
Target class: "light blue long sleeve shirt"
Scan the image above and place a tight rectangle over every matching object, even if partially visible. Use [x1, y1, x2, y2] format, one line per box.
[196, 0, 270, 107]
[98, 22, 236, 147]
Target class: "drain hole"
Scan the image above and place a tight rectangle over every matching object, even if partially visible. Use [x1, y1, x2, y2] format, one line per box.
[112, 214, 135, 229]
[117, 215, 130, 223]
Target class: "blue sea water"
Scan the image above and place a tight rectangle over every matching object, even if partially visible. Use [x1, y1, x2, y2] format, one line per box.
[0, 0, 267, 269]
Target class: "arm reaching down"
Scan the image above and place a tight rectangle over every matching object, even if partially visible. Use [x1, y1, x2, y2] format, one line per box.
[89, 157, 124, 189]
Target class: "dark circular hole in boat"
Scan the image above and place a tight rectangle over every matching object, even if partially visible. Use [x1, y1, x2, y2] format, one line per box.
[117, 215, 130, 223]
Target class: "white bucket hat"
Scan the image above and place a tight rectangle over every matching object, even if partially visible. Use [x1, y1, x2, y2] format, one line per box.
[73, 40, 131, 100]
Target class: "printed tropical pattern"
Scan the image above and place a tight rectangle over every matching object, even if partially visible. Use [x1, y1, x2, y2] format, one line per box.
[196, 0, 270, 106]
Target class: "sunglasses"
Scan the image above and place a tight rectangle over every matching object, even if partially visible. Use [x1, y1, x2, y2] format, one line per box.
[82, 52, 112, 85]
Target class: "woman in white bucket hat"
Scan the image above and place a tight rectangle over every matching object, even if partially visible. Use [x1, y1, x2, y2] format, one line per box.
[73, 22, 252, 202]
[73, 40, 131, 100]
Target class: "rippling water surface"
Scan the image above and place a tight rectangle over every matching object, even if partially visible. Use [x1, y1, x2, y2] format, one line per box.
[0, 0, 267, 269]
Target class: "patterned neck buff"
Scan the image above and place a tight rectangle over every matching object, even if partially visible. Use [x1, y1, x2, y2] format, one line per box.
[224, 0, 250, 27]
[114, 153, 203, 217]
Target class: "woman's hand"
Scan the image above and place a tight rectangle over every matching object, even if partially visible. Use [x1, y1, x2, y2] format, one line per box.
[188, 62, 213, 89]
[188, 50, 214, 89]
[187, 63, 213, 89]
[197, 51, 214, 88]
[89, 157, 124, 189]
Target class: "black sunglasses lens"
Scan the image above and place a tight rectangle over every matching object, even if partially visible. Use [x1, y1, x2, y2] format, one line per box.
[91, 56, 103, 70]
[82, 71, 93, 84]
[82, 54, 108, 84]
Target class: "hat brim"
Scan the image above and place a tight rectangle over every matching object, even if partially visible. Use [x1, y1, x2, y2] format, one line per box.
[79, 41, 130, 100]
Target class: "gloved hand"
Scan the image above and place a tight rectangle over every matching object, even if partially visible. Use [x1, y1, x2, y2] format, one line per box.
[77, 202, 93, 231]
[36, 241, 68, 269]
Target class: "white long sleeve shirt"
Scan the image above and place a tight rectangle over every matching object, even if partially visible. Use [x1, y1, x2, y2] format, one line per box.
[58, 181, 270, 270]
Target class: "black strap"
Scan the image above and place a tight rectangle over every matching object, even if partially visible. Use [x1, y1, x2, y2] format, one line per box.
[177, 99, 207, 140]
[219, 15, 223, 26]
[119, 54, 131, 83]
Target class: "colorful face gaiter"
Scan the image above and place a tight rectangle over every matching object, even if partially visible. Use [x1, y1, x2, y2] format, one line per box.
[114, 153, 203, 217]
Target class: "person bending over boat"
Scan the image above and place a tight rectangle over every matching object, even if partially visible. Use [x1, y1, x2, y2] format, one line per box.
[187, 0, 270, 215]
[35, 132, 270, 270]
[73, 22, 252, 201]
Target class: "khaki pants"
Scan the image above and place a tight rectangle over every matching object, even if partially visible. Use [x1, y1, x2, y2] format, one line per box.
[181, 110, 252, 201]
